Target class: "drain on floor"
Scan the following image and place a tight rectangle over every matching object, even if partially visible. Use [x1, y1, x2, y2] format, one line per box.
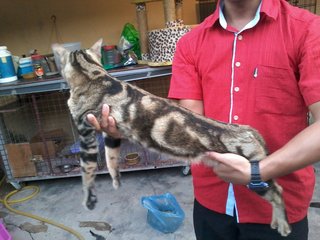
[19, 222, 48, 233]
[79, 221, 112, 231]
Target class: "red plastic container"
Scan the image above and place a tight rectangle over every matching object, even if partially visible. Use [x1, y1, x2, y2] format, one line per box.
[0, 223, 12, 240]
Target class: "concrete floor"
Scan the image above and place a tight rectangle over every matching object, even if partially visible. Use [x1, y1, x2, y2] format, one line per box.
[1, 164, 320, 240]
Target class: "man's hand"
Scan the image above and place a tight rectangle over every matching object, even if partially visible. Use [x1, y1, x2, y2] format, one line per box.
[87, 104, 122, 139]
[206, 152, 251, 185]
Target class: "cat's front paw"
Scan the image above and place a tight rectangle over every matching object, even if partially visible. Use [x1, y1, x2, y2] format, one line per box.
[113, 179, 121, 189]
[111, 172, 121, 189]
[83, 189, 98, 210]
[271, 216, 291, 237]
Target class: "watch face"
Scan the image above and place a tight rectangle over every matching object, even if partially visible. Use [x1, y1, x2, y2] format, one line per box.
[247, 182, 270, 195]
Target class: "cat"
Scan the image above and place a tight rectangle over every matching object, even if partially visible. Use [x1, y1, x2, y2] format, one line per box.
[52, 39, 291, 237]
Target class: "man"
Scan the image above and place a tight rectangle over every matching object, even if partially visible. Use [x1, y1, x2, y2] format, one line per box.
[88, 0, 320, 239]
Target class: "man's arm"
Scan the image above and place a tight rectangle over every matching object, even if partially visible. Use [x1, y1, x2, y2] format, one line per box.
[207, 101, 320, 184]
[259, 101, 320, 181]
[178, 99, 204, 115]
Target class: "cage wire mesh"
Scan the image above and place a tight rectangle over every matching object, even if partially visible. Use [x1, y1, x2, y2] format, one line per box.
[196, 0, 218, 23]
[287, 0, 318, 13]
[132, 76, 170, 98]
[0, 76, 181, 181]
[0, 92, 85, 178]
[122, 76, 182, 169]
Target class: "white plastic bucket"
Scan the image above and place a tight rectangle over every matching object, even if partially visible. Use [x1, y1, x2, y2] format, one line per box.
[0, 46, 17, 83]
[52, 42, 81, 72]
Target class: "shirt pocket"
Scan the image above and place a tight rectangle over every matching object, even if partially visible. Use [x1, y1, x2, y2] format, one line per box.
[254, 65, 305, 115]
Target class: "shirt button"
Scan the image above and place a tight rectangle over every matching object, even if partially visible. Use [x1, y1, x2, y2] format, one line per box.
[238, 35, 243, 40]
[233, 115, 239, 121]
[234, 87, 240, 92]
[235, 62, 241, 67]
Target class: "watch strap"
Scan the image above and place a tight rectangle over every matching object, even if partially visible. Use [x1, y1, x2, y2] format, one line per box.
[248, 160, 269, 193]
[250, 160, 262, 183]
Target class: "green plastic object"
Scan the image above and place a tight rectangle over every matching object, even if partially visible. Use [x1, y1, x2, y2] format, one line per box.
[119, 23, 141, 60]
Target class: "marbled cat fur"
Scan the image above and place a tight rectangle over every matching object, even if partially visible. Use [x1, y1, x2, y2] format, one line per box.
[52, 39, 291, 236]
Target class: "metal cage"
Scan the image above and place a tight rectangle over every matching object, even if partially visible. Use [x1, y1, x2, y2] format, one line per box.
[287, 0, 318, 13]
[0, 75, 183, 186]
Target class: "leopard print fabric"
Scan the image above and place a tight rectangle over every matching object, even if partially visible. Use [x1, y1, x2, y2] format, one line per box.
[148, 20, 190, 64]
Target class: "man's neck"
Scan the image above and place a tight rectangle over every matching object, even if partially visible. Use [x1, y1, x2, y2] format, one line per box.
[223, 0, 261, 31]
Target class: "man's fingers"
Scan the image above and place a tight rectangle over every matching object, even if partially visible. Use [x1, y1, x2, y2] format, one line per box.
[108, 116, 116, 128]
[102, 104, 110, 116]
[205, 152, 225, 163]
[107, 116, 117, 133]
[99, 104, 111, 129]
[87, 113, 101, 131]
[107, 116, 122, 138]
[87, 104, 122, 138]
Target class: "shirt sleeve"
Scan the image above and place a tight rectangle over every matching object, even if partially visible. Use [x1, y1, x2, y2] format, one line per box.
[298, 17, 320, 106]
[168, 34, 203, 100]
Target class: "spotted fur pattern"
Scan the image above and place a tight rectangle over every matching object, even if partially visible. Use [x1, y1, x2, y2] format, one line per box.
[52, 39, 291, 237]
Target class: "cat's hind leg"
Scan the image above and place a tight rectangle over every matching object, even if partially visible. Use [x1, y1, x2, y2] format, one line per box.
[78, 117, 99, 210]
[261, 180, 291, 237]
[103, 132, 122, 189]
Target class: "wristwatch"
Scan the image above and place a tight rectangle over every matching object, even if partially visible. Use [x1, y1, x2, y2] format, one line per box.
[247, 160, 269, 194]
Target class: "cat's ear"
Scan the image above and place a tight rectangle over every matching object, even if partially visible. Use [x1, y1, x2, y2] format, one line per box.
[90, 39, 103, 58]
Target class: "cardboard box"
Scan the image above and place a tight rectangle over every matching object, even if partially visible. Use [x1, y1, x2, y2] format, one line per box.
[30, 141, 56, 159]
[5, 143, 37, 178]
[4, 129, 66, 178]
[30, 128, 66, 159]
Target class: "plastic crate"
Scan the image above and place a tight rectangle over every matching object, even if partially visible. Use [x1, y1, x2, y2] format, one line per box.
[0, 223, 12, 240]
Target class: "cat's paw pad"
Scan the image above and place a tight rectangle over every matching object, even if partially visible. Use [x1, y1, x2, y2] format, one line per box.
[113, 180, 121, 189]
[271, 217, 291, 237]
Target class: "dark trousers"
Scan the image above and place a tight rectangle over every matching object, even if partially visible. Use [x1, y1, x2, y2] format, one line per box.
[193, 199, 308, 240]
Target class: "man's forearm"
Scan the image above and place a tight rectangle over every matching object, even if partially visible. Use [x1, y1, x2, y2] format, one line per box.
[260, 120, 320, 181]
[178, 99, 204, 115]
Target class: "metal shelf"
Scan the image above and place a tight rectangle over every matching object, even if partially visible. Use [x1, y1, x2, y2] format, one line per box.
[0, 65, 172, 96]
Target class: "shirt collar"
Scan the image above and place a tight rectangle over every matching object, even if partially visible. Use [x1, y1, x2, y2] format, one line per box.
[260, 0, 279, 20]
[203, 0, 279, 29]
[219, 1, 262, 32]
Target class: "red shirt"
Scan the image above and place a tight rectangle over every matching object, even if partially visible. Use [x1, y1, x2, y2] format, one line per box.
[168, 0, 320, 224]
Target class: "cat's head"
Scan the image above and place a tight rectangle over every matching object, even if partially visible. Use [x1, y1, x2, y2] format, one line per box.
[51, 39, 104, 87]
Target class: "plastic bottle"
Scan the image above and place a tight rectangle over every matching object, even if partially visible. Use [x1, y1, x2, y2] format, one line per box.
[17, 57, 34, 78]
[31, 54, 45, 79]
[102, 45, 121, 70]
[102, 45, 116, 69]
[0, 46, 18, 83]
